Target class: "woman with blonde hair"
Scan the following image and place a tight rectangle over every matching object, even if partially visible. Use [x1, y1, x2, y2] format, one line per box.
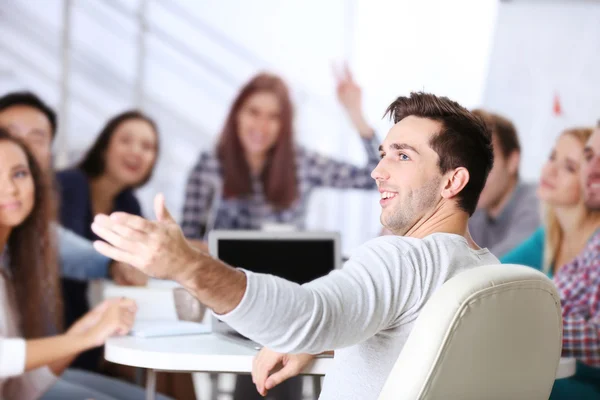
[502, 127, 600, 275]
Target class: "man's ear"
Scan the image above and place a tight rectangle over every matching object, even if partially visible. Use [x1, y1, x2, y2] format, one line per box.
[441, 167, 470, 200]
[506, 150, 520, 177]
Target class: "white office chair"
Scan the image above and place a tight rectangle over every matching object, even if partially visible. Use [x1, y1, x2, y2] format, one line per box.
[378, 264, 563, 400]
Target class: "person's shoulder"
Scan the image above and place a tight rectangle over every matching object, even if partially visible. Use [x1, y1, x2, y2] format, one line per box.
[581, 229, 600, 261]
[568, 229, 600, 279]
[518, 182, 540, 203]
[421, 232, 498, 261]
[55, 169, 89, 204]
[420, 232, 474, 250]
[353, 235, 423, 264]
[116, 190, 142, 216]
[192, 150, 220, 173]
[351, 234, 474, 276]
[56, 168, 88, 188]
[468, 208, 485, 226]
[531, 226, 546, 241]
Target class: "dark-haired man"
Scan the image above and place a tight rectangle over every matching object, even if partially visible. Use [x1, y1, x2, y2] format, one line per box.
[469, 109, 540, 258]
[91, 92, 499, 400]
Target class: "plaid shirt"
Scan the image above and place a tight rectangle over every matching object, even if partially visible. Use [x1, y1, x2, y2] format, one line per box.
[182, 136, 380, 239]
[555, 229, 600, 367]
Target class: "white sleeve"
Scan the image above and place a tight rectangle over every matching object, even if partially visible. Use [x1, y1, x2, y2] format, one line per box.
[0, 337, 26, 377]
[4, 367, 58, 399]
[218, 238, 417, 354]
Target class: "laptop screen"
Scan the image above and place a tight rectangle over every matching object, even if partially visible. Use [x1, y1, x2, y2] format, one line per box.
[217, 239, 336, 284]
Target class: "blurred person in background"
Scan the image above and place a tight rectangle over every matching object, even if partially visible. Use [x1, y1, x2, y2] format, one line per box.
[182, 66, 379, 242]
[56, 110, 159, 372]
[0, 93, 144, 285]
[502, 126, 600, 399]
[181, 66, 379, 399]
[469, 109, 540, 258]
[0, 128, 165, 400]
[501, 127, 598, 272]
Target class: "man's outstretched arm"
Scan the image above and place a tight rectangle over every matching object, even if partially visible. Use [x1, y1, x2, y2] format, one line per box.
[91, 194, 411, 354]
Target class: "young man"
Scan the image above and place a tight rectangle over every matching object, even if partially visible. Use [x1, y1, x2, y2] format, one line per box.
[469, 109, 540, 258]
[91, 92, 499, 400]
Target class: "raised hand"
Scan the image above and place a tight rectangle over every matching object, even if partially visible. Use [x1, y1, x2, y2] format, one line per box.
[333, 62, 373, 138]
[335, 62, 362, 114]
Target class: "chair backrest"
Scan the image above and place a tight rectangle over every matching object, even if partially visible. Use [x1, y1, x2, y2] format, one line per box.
[378, 264, 562, 400]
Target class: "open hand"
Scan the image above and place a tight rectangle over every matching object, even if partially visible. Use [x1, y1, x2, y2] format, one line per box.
[333, 62, 372, 138]
[91, 194, 200, 283]
[334, 62, 362, 114]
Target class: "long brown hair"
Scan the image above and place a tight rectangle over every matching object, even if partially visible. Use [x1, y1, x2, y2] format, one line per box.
[0, 128, 62, 338]
[543, 127, 598, 272]
[217, 73, 297, 209]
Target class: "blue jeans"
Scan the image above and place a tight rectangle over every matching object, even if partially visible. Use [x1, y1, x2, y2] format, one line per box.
[42, 369, 172, 400]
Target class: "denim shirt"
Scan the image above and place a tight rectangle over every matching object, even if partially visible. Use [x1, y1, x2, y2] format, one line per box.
[56, 225, 110, 281]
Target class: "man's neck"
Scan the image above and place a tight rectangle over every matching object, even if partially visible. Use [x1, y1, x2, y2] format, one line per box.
[399, 202, 476, 249]
[487, 177, 519, 219]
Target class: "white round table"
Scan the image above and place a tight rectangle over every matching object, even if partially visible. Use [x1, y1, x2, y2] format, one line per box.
[106, 334, 577, 400]
[105, 333, 331, 400]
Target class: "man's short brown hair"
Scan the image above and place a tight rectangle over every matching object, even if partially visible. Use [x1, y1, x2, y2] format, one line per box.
[385, 92, 493, 216]
[472, 109, 520, 159]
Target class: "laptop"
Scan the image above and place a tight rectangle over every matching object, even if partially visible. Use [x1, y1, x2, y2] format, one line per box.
[208, 230, 341, 348]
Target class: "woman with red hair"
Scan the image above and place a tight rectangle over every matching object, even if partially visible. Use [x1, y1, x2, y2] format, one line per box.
[182, 67, 378, 241]
[181, 68, 379, 399]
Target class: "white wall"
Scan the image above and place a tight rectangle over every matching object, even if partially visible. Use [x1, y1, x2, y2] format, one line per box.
[330, 0, 499, 253]
[355, 0, 498, 125]
[0, 0, 498, 253]
[482, 2, 600, 182]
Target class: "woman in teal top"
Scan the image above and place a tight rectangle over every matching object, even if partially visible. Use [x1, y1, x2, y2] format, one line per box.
[501, 227, 544, 273]
[501, 127, 600, 400]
